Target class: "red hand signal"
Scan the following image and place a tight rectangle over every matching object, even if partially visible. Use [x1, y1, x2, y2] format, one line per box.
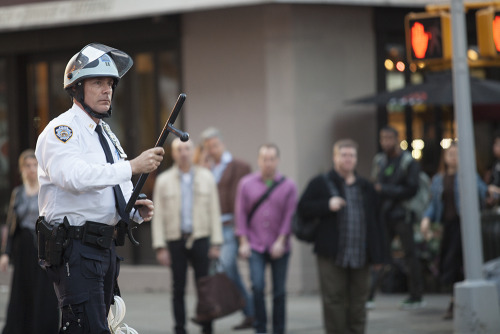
[493, 16, 500, 52]
[411, 22, 431, 59]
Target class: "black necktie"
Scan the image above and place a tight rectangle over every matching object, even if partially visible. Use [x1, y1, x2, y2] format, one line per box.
[95, 124, 129, 222]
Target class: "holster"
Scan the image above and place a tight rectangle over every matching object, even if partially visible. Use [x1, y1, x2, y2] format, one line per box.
[114, 220, 127, 246]
[36, 216, 68, 267]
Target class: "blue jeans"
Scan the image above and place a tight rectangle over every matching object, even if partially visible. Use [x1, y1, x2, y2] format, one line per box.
[220, 225, 254, 318]
[249, 250, 290, 334]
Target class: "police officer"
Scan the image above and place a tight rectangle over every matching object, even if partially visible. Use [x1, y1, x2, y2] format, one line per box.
[35, 43, 164, 333]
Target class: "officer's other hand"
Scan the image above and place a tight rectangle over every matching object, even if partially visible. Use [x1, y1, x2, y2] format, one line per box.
[130, 147, 165, 175]
[329, 196, 346, 212]
[136, 198, 154, 222]
[156, 248, 170, 267]
[0, 254, 9, 272]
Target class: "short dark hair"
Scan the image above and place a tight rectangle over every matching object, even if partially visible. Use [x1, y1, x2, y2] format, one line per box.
[380, 126, 399, 138]
[259, 143, 280, 158]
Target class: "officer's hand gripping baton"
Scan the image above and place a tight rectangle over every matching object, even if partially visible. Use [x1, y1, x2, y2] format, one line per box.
[124, 93, 189, 245]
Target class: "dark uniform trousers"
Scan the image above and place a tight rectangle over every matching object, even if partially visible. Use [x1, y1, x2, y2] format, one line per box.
[46, 238, 120, 334]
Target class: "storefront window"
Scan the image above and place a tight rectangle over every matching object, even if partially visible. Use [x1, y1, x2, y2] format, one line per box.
[27, 62, 49, 144]
[50, 60, 71, 121]
[383, 44, 456, 177]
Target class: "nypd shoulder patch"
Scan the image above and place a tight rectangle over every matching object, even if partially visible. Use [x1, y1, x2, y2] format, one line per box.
[54, 125, 73, 143]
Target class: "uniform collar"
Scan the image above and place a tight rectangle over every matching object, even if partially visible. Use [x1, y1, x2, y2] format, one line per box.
[71, 103, 99, 134]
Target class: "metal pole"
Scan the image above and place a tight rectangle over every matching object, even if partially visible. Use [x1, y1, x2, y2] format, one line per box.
[451, 0, 482, 281]
[451, 1, 500, 332]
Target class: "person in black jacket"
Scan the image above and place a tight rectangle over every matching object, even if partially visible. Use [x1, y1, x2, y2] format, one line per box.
[297, 139, 386, 334]
[371, 126, 424, 309]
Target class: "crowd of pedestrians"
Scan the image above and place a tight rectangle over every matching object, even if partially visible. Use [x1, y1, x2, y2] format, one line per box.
[147, 124, 500, 334]
[2, 123, 500, 334]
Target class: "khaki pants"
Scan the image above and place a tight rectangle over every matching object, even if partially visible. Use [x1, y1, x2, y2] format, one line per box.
[317, 255, 369, 334]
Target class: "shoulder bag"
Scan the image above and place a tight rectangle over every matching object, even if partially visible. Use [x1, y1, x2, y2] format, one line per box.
[192, 260, 246, 322]
[293, 173, 338, 243]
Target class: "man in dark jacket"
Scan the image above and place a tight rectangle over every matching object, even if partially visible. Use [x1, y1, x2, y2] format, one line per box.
[298, 139, 386, 334]
[371, 126, 423, 309]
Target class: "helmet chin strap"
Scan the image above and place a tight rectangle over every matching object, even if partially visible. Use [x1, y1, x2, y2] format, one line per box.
[81, 99, 112, 119]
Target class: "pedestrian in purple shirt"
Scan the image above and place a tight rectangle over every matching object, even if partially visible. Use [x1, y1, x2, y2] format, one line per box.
[235, 143, 298, 334]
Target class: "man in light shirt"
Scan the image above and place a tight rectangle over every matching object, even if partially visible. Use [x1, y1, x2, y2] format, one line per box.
[152, 138, 222, 334]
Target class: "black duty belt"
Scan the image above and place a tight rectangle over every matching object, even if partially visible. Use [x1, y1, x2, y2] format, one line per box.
[66, 221, 115, 249]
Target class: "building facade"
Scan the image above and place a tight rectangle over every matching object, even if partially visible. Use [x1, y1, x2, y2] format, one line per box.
[1, 0, 498, 292]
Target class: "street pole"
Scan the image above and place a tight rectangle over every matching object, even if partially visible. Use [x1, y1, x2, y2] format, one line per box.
[450, 0, 500, 332]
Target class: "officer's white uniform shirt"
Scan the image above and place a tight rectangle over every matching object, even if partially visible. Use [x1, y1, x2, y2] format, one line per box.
[35, 103, 141, 226]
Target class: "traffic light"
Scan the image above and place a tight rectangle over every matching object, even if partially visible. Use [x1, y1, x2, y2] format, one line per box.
[476, 7, 500, 58]
[405, 12, 452, 64]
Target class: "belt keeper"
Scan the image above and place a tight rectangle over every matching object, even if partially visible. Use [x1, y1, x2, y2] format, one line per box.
[73, 226, 83, 239]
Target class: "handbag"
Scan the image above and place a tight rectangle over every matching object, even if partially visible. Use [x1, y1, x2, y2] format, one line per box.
[192, 260, 246, 322]
[293, 173, 338, 243]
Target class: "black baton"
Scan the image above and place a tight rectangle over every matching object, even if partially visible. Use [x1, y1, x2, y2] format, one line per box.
[125, 93, 189, 245]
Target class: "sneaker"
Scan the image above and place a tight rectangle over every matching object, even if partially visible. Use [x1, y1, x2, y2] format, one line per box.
[400, 297, 426, 309]
[365, 300, 376, 310]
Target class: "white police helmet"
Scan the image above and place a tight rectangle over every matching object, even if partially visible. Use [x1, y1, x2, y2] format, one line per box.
[64, 43, 133, 90]
[64, 43, 133, 119]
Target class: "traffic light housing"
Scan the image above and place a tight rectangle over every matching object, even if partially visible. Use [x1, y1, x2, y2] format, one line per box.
[405, 12, 452, 64]
[476, 7, 500, 58]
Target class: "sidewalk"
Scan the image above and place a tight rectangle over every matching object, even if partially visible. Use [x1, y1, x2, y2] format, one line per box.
[0, 286, 453, 333]
[115, 292, 453, 334]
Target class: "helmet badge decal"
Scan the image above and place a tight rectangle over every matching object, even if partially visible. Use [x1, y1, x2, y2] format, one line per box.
[101, 54, 111, 63]
[54, 125, 73, 143]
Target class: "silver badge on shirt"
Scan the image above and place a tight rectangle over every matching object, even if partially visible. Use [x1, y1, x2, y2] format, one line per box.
[101, 121, 127, 159]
